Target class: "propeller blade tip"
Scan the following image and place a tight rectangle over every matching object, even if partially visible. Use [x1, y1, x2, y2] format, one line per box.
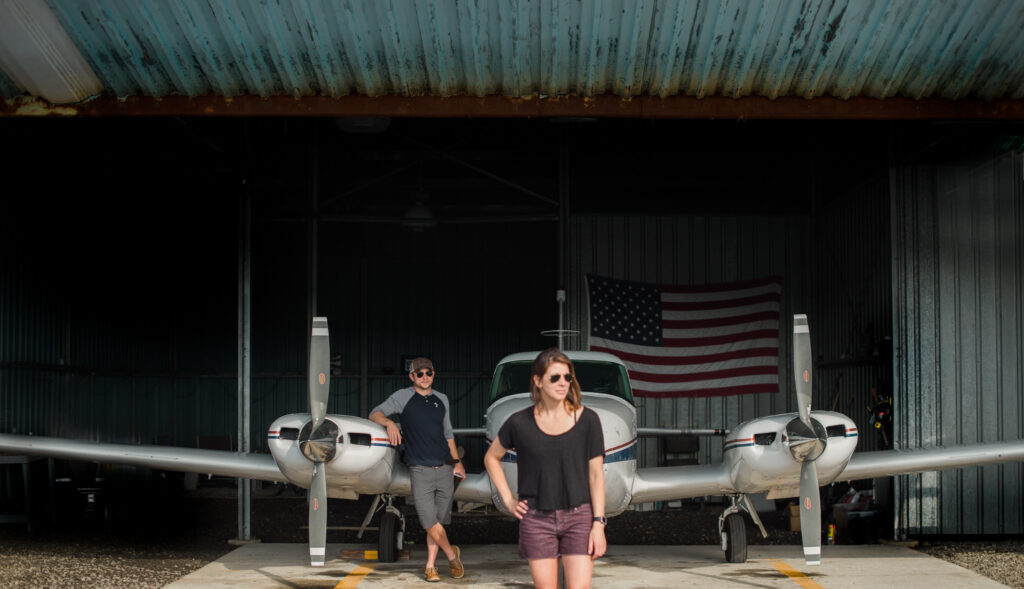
[804, 545, 821, 565]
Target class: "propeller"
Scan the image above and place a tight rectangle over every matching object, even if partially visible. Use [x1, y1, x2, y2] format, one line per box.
[788, 314, 827, 566]
[299, 317, 334, 567]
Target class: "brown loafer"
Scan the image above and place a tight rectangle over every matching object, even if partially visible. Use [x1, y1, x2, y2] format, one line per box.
[425, 567, 441, 582]
[449, 545, 464, 579]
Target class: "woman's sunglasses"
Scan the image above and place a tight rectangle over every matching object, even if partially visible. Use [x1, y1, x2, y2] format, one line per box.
[548, 373, 574, 384]
[413, 370, 434, 378]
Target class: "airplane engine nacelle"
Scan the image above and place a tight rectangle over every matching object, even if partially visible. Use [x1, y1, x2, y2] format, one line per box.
[268, 414, 397, 499]
[723, 411, 858, 498]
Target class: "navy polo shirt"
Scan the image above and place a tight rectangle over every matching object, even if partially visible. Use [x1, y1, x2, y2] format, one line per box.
[370, 387, 453, 466]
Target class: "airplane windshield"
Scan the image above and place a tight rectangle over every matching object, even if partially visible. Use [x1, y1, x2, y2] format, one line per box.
[489, 360, 634, 405]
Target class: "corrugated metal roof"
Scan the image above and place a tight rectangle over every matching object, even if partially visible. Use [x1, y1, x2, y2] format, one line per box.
[0, 0, 1022, 109]
[0, 69, 19, 97]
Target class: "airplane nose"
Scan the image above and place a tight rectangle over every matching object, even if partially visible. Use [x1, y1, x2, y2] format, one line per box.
[785, 417, 826, 462]
[300, 419, 339, 462]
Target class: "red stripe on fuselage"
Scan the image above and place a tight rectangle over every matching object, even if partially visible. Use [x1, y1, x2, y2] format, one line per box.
[605, 438, 638, 453]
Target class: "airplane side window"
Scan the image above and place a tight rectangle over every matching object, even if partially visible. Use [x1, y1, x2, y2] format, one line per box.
[826, 425, 846, 438]
[348, 433, 371, 446]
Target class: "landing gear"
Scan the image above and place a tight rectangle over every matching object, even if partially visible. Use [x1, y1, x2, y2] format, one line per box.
[722, 513, 746, 563]
[378, 511, 400, 562]
[718, 495, 768, 563]
[366, 495, 405, 563]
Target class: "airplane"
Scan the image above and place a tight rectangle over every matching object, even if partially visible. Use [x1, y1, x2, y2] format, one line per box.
[1, 315, 1023, 568]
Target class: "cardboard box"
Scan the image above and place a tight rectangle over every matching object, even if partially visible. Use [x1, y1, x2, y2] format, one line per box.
[788, 503, 800, 531]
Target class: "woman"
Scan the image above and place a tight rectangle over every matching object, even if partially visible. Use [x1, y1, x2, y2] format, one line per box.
[483, 348, 606, 589]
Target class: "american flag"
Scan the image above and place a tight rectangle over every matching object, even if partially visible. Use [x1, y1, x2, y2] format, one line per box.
[586, 274, 782, 398]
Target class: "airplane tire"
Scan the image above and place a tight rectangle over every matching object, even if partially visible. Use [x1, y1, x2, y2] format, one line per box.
[378, 512, 399, 563]
[723, 513, 747, 563]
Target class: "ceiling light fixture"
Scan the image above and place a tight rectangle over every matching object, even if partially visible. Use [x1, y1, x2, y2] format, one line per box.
[0, 0, 103, 104]
[401, 192, 436, 231]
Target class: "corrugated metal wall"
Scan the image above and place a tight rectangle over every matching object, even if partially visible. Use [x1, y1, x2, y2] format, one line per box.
[815, 174, 893, 453]
[891, 148, 1024, 535]
[0, 201, 240, 447]
[566, 214, 815, 469]
[248, 217, 555, 463]
[566, 200, 894, 468]
[1, 211, 554, 466]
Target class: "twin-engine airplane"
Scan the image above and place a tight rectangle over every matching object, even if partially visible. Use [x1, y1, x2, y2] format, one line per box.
[2, 315, 1023, 567]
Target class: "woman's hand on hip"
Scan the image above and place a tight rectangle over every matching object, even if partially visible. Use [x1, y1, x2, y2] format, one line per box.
[589, 523, 607, 559]
[502, 495, 528, 520]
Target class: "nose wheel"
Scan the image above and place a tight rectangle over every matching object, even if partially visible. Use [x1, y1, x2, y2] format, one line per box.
[721, 512, 746, 563]
[362, 494, 404, 563]
[718, 495, 768, 563]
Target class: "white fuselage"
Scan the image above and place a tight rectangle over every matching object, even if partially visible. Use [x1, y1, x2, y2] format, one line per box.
[483, 392, 638, 517]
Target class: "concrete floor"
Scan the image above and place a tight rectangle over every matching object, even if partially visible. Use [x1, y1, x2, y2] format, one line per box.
[165, 543, 1008, 588]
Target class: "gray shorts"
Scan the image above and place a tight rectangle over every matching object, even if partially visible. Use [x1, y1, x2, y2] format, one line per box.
[408, 464, 455, 529]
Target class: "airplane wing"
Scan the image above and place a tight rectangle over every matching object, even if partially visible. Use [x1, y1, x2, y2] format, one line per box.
[627, 439, 1024, 506]
[629, 463, 732, 504]
[637, 427, 728, 436]
[839, 439, 1024, 481]
[451, 428, 487, 437]
[0, 433, 289, 483]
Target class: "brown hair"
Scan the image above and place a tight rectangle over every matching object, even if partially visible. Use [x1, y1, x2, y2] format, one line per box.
[529, 347, 582, 412]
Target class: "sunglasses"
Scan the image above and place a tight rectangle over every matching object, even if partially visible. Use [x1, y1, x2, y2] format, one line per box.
[413, 370, 434, 378]
[548, 373, 574, 384]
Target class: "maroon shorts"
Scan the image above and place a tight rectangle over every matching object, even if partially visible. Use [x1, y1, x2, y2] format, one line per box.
[518, 503, 593, 560]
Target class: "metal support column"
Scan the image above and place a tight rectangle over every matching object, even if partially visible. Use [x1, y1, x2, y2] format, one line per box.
[359, 258, 369, 417]
[558, 128, 571, 350]
[236, 189, 253, 541]
[308, 122, 320, 319]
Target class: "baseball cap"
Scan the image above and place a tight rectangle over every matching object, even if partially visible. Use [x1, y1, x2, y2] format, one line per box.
[410, 357, 434, 373]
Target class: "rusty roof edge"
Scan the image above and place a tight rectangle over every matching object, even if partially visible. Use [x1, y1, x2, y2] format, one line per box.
[3, 93, 1024, 120]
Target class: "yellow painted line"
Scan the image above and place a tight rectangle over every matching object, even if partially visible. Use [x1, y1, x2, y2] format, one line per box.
[768, 559, 825, 589]
[338, 550, 380, 560]
[334, 563, 377, 588]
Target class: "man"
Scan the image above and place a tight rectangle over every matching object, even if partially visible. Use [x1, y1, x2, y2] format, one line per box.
[369, 357, 466, 582]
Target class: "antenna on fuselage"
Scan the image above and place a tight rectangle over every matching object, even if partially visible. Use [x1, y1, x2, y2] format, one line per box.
[540, 288, 579, 350]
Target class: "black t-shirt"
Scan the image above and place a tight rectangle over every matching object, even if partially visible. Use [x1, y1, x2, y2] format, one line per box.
[497, 406, 605, 511]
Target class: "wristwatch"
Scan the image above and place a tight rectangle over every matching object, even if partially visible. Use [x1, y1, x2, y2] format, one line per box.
[592, 516, 607, 526]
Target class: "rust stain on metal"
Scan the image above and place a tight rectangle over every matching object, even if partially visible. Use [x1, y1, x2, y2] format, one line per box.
[2, 93, 1023, 120]
[7, 97, 80, 116]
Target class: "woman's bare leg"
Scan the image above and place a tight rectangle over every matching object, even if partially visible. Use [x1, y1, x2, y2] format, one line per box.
[561, 554, 593, 589]
[528, 557, 560, 589]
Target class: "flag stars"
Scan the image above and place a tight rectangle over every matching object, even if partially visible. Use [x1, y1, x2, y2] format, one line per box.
[587, 275, 663, 345]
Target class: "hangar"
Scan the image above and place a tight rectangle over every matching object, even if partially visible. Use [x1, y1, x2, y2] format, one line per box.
[1, 0, 1023, 555]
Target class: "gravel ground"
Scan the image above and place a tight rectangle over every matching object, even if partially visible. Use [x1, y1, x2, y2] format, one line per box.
[1, 484, 1021, 588]
[916, 539, 1024, 589]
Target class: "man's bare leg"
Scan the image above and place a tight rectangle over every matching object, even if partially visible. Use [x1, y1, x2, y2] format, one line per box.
[425, 530, 439, 569]
[425, 522, 456, 564]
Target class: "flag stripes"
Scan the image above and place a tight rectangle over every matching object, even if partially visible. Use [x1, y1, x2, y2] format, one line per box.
[587, 274, 782, 398]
